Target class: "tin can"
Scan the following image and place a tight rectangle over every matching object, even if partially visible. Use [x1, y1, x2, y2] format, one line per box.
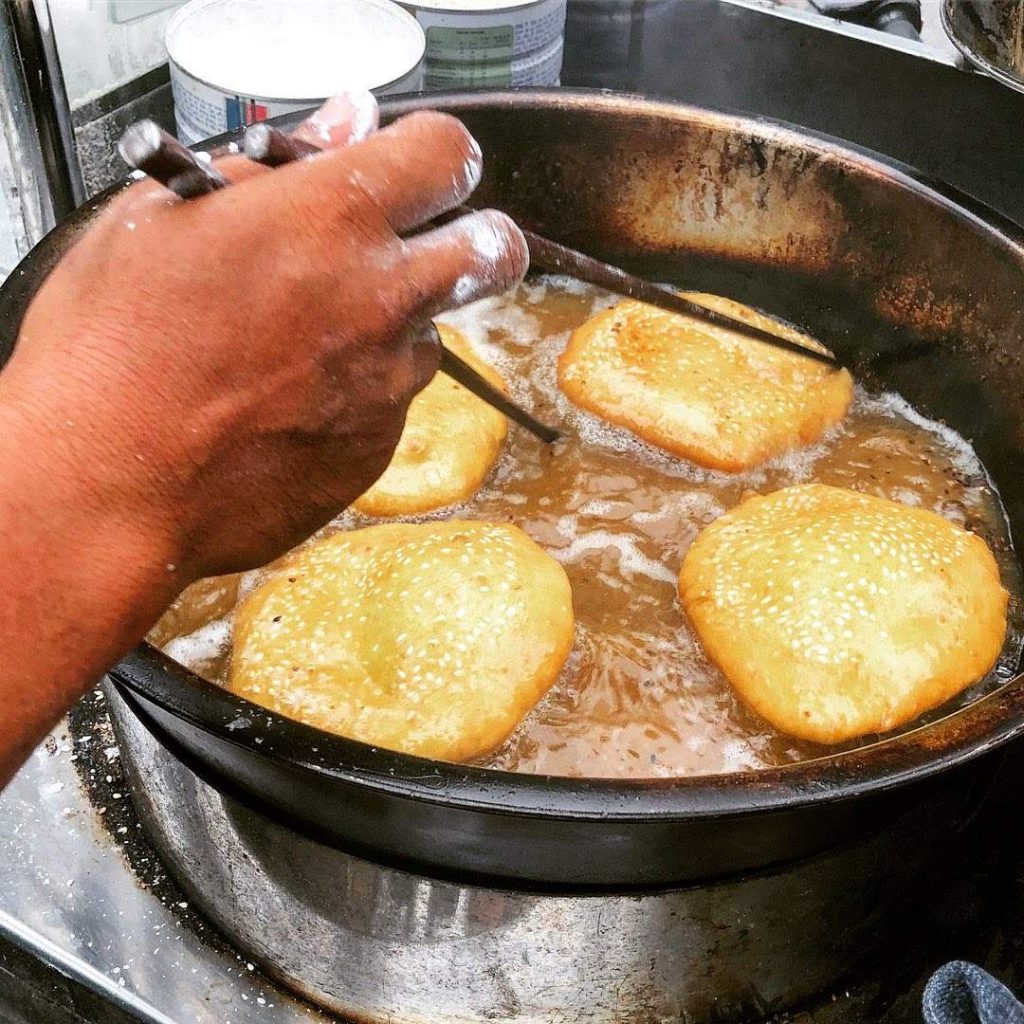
[562, 0, 675, 91]
[166, 0, 426, 146]
[400, 0, 566, 89]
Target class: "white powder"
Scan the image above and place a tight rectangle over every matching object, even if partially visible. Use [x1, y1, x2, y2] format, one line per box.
[346, 87, 378, 142]
[463, 209, 517, 264]
[435, 212, 526, 313]
[462, 135, 483, 195]
[447, 273, 479, 308]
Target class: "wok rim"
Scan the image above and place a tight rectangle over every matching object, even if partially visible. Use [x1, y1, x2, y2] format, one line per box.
[10, 87, 1024, 823]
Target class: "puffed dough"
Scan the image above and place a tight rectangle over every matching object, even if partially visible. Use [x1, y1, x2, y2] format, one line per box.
[355, 324, 507, 517]
[230, 520, 575, 761]
[679, 484, 1008, 743]
[557, 293, 854, 472]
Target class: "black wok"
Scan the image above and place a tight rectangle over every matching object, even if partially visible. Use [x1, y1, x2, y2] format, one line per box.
[4, 91, 1024, 892]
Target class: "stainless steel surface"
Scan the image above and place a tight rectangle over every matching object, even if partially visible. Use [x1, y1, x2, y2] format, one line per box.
[0, 701, 1017, 1024]
[8, 0, 85, 215]
[941, 0, 1024, 91]
[107, 685, 981, 1024]
[0, 3, 59, 262]
[726, 0, 952, 58]
[0, 687, 326, 1024]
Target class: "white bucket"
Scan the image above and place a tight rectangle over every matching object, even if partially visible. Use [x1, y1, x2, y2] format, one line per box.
[166, 0, 426, 146]
[400, 0, 566, 89]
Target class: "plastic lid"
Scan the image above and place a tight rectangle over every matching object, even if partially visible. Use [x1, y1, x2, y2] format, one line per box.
[166, 0, 426, 100]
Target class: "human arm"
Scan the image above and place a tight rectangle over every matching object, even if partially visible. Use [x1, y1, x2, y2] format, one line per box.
[0, 92, 528, 784]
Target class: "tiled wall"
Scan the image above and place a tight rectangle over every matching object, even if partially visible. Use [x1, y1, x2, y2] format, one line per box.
[52, 0, 180, 109]
[72, 67, 176, 199]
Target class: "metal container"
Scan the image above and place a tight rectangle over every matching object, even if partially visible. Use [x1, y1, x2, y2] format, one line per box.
[942, 0, 1024, 92]
[5, 90, 1024, 1020]
[401, 0, 566, 88]
[562, 0, 675, 91]
[165, 0, 425, 145]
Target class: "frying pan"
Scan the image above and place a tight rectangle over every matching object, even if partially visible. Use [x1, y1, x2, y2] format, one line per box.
[4, 91, 1024, 892]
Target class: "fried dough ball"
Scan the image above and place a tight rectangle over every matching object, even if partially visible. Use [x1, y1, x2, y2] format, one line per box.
[679, 484, 1008, 743]
[230, 520, 574, 761]
[354, 324, 507, 517]
[557, 293, 853, 471]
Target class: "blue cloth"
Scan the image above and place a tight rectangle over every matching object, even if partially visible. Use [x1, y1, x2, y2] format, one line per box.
[923, 961, 1024, 1024]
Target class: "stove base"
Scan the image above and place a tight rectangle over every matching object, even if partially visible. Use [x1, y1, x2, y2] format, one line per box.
[108, 685, 999, 1024]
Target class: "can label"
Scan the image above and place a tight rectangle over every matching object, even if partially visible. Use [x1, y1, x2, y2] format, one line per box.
[425, 25, 514, 86]
[427, 24, 515, 64]
[424, 37, 562, 89]
[409, 0, 565, 89]
[170, 60, 424, 145]
[171, 66, 308, 144]
[407, 0, 565, 62]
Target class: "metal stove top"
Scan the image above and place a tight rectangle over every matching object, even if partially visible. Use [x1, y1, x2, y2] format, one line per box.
[0, 689, 326, 1024]
[7, 2, 1024, 1021]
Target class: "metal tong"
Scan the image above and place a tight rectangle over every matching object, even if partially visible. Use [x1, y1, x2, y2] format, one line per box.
[117, 120, 563, 444]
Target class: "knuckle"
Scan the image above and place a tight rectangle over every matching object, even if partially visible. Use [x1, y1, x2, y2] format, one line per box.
[388, 246, 448, 314]
[214, 154, 266, 183]
[336, 168, 393, 227]
[101, 180, 164, 223]
[404, 109, 471, 145]
[400, 110, 478, 170]
[288, 174, 393, 249]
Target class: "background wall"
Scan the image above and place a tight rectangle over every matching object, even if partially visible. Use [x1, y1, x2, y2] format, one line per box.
[50, 0, 180, 108]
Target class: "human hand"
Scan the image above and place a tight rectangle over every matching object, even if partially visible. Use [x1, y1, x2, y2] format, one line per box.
[2, 90, 528, 584]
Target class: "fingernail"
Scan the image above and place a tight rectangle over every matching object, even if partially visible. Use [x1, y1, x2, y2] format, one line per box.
[345, 86, 378, 142]
[463, 133, 483, 193]
[469, 210, 528, 274]
[306, 88, 378, 145]
[439, 211, 529, 311]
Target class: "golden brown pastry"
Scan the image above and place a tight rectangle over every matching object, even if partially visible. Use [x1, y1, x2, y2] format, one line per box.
[557, 292, 853, 472]
[354, 324, 507, 517]
[679, 484, 1008, 743]
[230, 520, 574, 761]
